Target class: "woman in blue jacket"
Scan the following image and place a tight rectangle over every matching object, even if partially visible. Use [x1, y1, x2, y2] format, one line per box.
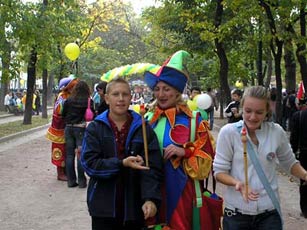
[81, 78, 163, 230]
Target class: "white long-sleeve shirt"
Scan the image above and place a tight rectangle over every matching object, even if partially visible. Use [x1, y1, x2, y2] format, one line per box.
[213, 120, 297, 215]
[4, 94, 11, 106]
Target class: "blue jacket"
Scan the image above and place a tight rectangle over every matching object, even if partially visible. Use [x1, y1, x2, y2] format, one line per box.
[81, 110, 163, 221]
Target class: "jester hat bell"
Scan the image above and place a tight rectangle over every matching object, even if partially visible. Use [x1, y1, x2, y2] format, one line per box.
[144, 50, 191, 93]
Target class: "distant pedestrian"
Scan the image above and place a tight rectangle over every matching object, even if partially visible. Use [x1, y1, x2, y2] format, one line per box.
[94, 81, 109, 115]
[34, 90, 41, 115]
[224, 88, 243, 123]
[4, 92, 11, 113]
[287, 90, 299, 131]
[206, 87, 218, 130]
[62, 80, 94, 188]
[269, 87, 277, 122]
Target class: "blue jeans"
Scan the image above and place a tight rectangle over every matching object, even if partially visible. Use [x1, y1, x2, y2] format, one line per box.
[64, 126, 86, 186]
[209, 109, 214, 130]
[223, 208, 282, 230]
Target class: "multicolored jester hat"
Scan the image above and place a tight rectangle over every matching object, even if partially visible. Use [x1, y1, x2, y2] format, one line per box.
[101, 63, 160, 82]
[100, 50, 191, 83]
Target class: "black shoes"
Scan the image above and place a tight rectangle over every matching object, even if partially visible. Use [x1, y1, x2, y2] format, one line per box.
[78, 178, 87, 188]
[67, 182, 78, 188]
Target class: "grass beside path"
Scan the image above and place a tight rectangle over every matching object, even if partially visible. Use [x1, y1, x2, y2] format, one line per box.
[0, 116, 51, 138]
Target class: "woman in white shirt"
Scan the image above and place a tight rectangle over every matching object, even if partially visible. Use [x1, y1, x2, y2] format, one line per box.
[213, 85, 307, 230]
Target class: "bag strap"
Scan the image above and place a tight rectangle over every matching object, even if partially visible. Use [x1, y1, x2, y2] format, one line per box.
[87, 98, 91, 108]
[235, 122, 283, 224]
[246, 142, 282, 219]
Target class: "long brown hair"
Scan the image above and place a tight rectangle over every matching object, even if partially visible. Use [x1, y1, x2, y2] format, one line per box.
[69, 80, 91, 99]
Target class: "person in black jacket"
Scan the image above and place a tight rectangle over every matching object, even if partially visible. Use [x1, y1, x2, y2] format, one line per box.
[62, 80, 94, 188]
[224, 88, 243, 123]
[290, 102, 307, 218]
[95, 81, 109, 115]
[81, 78, 163, 230]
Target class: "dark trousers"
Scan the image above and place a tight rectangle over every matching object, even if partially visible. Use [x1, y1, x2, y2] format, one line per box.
[64, 126, 86, 186]
[92, 217, 143, 230]
[299, 151, 307, 216]
[223, 209, 282, 230]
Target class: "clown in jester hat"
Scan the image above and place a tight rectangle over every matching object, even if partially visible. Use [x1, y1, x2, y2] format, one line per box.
[46, 75, 80, 181]
[144, 50, 216, 229]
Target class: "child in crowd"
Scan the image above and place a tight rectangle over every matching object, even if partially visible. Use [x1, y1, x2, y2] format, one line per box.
[224, 88, 242, 123]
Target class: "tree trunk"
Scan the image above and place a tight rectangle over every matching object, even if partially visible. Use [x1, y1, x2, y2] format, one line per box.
[296, 3, 307, 92]
[0, 31, 11, 111]
[259, 0, 283, 125]
[215, 0, 231, 118]
[264, 52, 272, 88]
[47, 73, 55, 106]
[257, 40, 263, 85]
[23, 48, 37, 125]
[284, 41, 296, 91]
[42, 69, 48, 118]
[274, 41, 284, 125]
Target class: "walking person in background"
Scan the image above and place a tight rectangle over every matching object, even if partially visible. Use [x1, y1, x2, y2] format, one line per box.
[224, 88, 243, 123]
[62, 80, 94, 188]
[214, 86, 307, 229]
[81, 78, 163, 229]
[269, 87, 277, 122]
[94, 81, 109, 115]
[287, 89, 299, 131]
[190, 86, 201, 100]
[144, 50, 215, 229]
[46, 75, 79, 181]
[34, 90, 41, 115]
[4, 92, 11, 113]
[206, 87, 218, 130]
[290, 97, 307, 218]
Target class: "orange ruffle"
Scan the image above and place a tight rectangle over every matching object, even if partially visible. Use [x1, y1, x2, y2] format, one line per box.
[149, 104, 192, 128]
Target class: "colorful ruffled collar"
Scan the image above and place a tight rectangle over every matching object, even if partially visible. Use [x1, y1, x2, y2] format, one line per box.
[149, 104, 192, 128]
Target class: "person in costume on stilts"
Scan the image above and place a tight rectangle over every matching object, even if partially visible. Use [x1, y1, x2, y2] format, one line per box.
[46, 75, 79, 181]
[144, 50, 215, 230]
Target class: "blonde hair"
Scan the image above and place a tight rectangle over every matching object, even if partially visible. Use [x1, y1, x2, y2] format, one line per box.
[241, 86, 272, 119]
[105, 77, 130, 94]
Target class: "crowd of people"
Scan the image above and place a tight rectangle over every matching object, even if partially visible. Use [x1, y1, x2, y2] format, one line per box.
[42, 51, 307, 230]
[4, 89, 41, 115]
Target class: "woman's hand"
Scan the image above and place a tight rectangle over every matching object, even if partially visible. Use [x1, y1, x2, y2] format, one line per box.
[142, 200, 157, 219]
[235, 181, 259, 202]
[123, 155, 149, 170]
[163, 144, 185, 160]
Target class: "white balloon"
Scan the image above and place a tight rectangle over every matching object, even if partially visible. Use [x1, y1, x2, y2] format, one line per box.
[196, 94, 212, 110]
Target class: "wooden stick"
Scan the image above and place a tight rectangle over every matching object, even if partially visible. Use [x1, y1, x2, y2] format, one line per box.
[241, 126, 248, 198]
[139, 104, 149, 167]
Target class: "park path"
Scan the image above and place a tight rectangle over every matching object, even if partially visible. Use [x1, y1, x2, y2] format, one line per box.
[0, 113, 306, 229]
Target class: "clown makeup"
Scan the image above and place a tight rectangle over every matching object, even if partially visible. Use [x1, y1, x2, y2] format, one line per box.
[153, 81, 181, 110]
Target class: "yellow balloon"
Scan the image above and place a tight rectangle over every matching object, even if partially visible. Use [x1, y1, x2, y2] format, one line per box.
[133, 104, 140, 113]
[235, 80, 244, 89]
[64, 43, 80, 61]
[187, 100, 197, 111]
[193, 94, 199, 103]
